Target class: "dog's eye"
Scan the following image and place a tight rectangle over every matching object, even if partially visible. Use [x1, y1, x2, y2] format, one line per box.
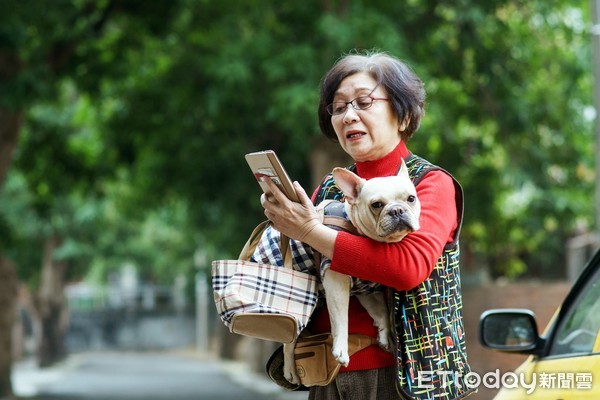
[371, 201, 384, 209]
[407, 195, 416, 203]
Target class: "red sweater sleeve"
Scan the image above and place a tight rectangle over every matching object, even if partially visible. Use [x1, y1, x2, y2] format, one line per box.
[329, 170, 457, 291]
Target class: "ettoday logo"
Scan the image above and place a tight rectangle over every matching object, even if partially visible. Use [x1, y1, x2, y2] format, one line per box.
[416, 370, 593, 394]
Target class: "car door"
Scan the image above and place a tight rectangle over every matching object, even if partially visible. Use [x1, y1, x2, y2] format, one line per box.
[495, 258, 600, 399]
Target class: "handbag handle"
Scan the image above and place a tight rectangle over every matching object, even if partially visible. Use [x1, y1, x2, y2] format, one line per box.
[238, 220, 293, 268]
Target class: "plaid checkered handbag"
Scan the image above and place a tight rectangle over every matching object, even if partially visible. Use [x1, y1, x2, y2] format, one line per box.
[211, 221, 319, 344]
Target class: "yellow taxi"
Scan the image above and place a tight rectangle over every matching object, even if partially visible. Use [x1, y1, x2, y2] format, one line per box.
[478, 248, 600, 399]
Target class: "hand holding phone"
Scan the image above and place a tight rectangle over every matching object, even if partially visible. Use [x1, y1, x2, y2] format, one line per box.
[245, 150, 300, 203]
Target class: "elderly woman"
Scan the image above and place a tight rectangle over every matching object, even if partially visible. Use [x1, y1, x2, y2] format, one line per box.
[261, 51, 474, 400]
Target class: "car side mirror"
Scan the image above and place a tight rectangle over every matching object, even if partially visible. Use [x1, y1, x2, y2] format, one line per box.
[478, 309, 543, 354]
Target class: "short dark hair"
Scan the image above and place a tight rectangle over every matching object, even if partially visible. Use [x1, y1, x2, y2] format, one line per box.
[317, 51, 426, 142]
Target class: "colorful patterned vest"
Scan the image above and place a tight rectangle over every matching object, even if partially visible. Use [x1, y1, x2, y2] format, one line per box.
[313, 154, 475, 400]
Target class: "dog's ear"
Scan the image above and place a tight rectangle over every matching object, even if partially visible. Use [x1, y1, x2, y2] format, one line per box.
[397, 159, 411, 181]
[332, 167, 364, 204]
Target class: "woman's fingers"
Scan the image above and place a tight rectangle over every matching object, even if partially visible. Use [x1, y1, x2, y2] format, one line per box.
[260, 193, 271, 207]
[293, 181, 313, 207]
[263, 178, 289, 204]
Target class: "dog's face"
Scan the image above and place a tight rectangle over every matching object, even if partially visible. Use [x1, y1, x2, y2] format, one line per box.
[332, 161, 420, 243]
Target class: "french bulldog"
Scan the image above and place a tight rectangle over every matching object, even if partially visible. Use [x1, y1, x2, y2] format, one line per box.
[282, 159, 421, 385]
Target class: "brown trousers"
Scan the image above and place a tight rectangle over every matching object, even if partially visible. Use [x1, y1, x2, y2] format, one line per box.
[308, 366, 402, 400]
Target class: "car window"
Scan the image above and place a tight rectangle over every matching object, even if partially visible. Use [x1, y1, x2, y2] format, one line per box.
[548, 265, 600, 356]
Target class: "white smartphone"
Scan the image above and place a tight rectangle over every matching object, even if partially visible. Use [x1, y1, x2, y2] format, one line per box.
[245, 150, 300, 202]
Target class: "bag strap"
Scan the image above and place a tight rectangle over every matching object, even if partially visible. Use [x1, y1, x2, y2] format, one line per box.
[317, 200, 358, 235]
[238, 220, 293, 268]
[238, 220, 269, 261]
[280, 233, 292, 268]
[347, 333, 379, 356]
[322, 216, 357, 234]
[296, 332, 377, 355]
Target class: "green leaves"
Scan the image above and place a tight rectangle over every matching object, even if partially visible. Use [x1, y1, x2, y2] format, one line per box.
[0, 0, 595, 286]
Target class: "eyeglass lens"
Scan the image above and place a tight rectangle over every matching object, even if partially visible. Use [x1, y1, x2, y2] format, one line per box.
[328, 96, 374, 115]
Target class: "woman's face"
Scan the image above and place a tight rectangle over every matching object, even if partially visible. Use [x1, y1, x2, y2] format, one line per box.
[331, 72, 402, 162]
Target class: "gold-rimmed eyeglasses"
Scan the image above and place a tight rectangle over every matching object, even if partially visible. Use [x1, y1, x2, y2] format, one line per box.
[326, 95, 389, 116]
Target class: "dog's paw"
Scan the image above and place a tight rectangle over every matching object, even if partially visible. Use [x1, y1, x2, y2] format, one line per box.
[377, 328, 393, 352]
[332, 345, 350, 367]
[283, 364, 300, 385]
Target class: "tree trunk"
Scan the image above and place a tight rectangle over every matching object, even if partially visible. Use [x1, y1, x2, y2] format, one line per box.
[35, 236, 68, 367]
[0, 258, 17, 399]
[309, 136, 352, 188]
[0, 107, 23, 188]
[0, 61, 24, 399]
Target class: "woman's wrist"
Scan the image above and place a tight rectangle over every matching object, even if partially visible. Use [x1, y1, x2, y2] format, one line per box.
[302, 223, 337, 259]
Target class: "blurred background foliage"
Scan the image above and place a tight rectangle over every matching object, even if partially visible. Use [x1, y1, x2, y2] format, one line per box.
[0, 0, 594, 290]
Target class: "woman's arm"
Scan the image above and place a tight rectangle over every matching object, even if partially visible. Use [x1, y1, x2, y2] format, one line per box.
[261, 170, 458, 291]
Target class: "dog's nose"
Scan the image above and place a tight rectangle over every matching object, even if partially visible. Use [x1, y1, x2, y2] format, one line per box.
[389, 207, 404, 217]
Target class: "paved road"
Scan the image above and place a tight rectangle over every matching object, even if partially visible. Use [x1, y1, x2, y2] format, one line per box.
[13, 351, 307, 400]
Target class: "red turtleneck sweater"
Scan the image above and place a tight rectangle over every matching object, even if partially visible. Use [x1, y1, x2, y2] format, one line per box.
[309, 142, 458, 372]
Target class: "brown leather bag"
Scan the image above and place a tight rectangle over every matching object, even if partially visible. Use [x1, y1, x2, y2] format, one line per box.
[266, 333, 378, 390]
